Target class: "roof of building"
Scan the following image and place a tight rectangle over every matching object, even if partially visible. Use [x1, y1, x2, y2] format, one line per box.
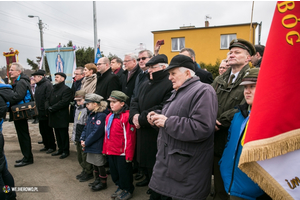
[151, 22, 259, 33]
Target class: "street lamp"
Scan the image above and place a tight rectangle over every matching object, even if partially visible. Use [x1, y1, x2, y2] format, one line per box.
[28, 15, 45, 70]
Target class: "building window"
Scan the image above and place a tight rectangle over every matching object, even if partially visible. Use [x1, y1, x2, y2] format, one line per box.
[172, 37, 185, 51]
[220, 34, 237, 49]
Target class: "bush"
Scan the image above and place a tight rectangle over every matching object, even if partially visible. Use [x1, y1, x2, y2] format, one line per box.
[199, 59, 221, 80]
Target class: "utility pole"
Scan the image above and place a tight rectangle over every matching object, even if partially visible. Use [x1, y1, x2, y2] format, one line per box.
[28, 15, 45, 69]
[93, 1, 98, 59]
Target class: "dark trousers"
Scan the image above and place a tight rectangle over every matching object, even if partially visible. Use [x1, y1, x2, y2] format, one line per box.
[150, 190, 172, 200]
[38, 119, 56, 150]
[213, 156, 229, 200]
[0, 165, 17, 200]
[76, 142, 93, 174]
[108, 155, 134, 194]
[14, 119, 33, 162]
[54, 128, 69, 154]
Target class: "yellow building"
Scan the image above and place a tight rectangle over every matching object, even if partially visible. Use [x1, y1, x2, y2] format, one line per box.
[152, 22, 258, 65]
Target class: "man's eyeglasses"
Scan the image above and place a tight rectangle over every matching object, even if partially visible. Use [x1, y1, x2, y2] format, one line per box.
[96, 63, 105, 66]
[219, 67, 226, 70]
[137, 57, 149, 62]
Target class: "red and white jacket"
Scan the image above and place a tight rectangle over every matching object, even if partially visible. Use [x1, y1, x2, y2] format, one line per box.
[103, 110, 136, 161]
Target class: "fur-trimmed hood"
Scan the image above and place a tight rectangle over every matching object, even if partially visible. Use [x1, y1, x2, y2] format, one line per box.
[92, 100, 108, 113]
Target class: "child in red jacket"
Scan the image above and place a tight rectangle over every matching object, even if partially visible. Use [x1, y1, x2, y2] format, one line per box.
[103, 91, 136, 200]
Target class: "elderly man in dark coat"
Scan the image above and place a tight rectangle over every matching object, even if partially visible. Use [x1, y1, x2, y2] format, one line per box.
[32, 69, 56, 154]
[147, 55, 218, 200]
[47, 72, 72, 159]
[129, 54, 173, 192]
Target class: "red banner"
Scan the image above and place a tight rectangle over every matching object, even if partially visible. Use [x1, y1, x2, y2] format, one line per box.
[239, 2, 300, 199]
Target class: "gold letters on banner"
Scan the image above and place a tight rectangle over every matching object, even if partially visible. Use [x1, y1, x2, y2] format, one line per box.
[285, 177, 300, 189]
[277, 1, 300, 45]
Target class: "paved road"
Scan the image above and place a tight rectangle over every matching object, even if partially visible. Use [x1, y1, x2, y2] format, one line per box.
[3, 120, 148, 200]
[3, 120, 215, 200]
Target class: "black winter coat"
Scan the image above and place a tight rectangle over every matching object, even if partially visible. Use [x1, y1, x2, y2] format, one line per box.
[95, 68, 120, 101]
[47, 81, 72, 128]
[129, 70, 173, 168]
[0, 84, 13, 119]
[194, 63, 214, 84]
[69, 78, 83, 122]
[121, 66, 142, 106]
[131, 70, 148, 103]
[0, 133, 5, 173]
[35, 77, 53, 120]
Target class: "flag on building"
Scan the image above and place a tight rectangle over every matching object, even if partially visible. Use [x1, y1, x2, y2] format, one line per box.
[44, 44, 77, 87]
[238, 2, 300, 200]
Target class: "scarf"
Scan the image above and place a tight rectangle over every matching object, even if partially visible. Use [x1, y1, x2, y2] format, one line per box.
[81, 74, 97, 94]
[106, 114, 114, 139]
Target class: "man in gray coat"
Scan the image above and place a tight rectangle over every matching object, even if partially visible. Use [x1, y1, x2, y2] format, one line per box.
[147, 55, 218, 200]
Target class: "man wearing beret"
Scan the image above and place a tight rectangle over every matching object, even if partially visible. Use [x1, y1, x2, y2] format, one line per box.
[147, 55, 218, 200]
[129, 54, 173, 193]
[211, 38, 256, 200]
[47, 72, 73, 159]
[32, 70, 56, 154]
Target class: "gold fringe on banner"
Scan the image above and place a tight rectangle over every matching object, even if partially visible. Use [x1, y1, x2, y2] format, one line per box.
[238, 128, 300, 199]
[240, 162, 294, 200]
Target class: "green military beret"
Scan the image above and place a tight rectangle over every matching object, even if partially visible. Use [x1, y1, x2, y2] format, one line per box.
[240, 68, 260, 85]
[229, 38, 256, 56]
[108, 90, 129, 102]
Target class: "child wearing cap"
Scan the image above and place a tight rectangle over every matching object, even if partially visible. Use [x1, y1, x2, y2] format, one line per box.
[80, 93, 108, 192]
[219, 68, 271, 199]
[103, 90, 136, 200]
[71, 90, 94, 183]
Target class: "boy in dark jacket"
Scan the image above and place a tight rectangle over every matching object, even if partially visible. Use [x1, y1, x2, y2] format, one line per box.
[71, 90, 93, 182]
[103, 90, 136, 200]
[80, 93, 108, 192]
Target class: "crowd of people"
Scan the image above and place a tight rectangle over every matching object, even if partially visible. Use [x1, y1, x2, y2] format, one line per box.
[0, 39, 269, 200]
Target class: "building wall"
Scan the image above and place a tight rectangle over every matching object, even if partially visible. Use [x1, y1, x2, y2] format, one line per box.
[153, 23, 257, 65]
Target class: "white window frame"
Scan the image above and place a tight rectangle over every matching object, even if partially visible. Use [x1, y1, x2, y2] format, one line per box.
[220, 34, 237, 49]
[172, 37, 185, 51]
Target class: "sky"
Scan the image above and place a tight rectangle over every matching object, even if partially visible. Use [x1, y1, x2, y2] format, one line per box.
[0, 1, 277, 69]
